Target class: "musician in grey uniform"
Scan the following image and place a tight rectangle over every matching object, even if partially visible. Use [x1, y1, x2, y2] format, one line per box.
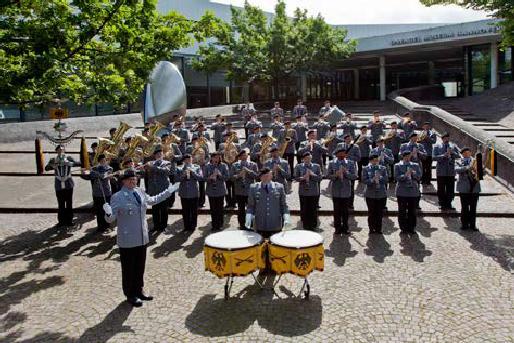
[210, 115, 226, 151]
[244, 126, 262, 151]
[336, 134, 361, 208]
[45, 145, 81, 227]
[400, 132, 427, 209]
[294, 152, 322, 231]
[251, 133, 278, 167]
[312, 115, 331, 167]
[339, 113, 357, 139]
[456, 147, 481, 231]
[177, 154, 204, 232]
[270, 115, 284, 139]
[103, 169, 176, 307]
[384, 121, 405, 182]
[80, 154, 113, 232]
[418, 122, 437, 185]
[204, 152, 229, 231]
[399, 113, 417, 141]
[319, 100, 332, 116]
[171, 120, 189, 154]
[394, 150, 422, 234]
[191, 123, 211, 142]
[231, 149, 259, 229]
[185, 136, 208, 208]
[292, 99, 308, 117]
[370, 137, 394, 171]
[223, 122, 240, 144]
[270, 101, 284, 120]
[264, 147, 291, 189]
[246, 167, 291, 238]
[298, 130, 328, 168]
[362, 153, 388, 234]
[161, 134, 182, 210]
[326, 125, 343, 160]
[245, 114, 263, 139]
[145, 148, 172, 232]
[367, 111, 387, 147]
[293, 115, 309, 162]
[432, 132, 460, 210]
[278, 121, 297, 174]
[325, 147, 358, 234]
[356, 126, 373, 181]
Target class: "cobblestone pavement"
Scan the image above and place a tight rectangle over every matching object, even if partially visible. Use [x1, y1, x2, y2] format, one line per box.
[0, 213, 513, 342]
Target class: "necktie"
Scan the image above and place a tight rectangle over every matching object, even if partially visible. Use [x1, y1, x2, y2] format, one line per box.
[133, 191, 142, 205]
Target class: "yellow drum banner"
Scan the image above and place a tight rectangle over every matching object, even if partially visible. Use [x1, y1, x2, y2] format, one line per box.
[204, 244, 266, 278]
[268, 244, 324, 277]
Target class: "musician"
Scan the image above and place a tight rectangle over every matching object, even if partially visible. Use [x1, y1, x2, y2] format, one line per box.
[244, 126, 262, 152]
[270, 101, 284, 120]
[384, 121, 405, 182]
[241, 103, 256, 138]
[177, 154, 203, 232]
[109, 127, 117, 140]
[319, 100, 332, 116]
[210, 115, 226, 151]
[103, 168, 176, 307]
[292, 99, 308, 117]
[325, 125, 343, 161]
[362, 153, 388, 234]
[270, 114, 284, 139]
[161, 134, 182, 210]
[245, 114, 263, 139]
[223, 122, 240, 144]
[171, 120, 189, 154]
[145, 148, 172, 232]
[219, 133, 239, 208]
[246, 168, 291, 238]
[80, 154, 113, 232]
[339, 113, 357, 139]
[277, 121, 297, 174]
[336, 134, 361, 208]
[185, 136, 208, 208]
[355, 126, 373, 181]
[399, 112, 417, 141]
[326, 104, 345, 126]
[418, 122, 437, 185]
[264, 147, 291, 189]
[298, 130, 328, 169]
[394, 150, 422, 234]
[370, 137, 394, 170]
[45, 145, 81, 227]
[89, 142, 98, 166]
[293, 115, 309, 163]
[294, 152, 322, 231]
[251, 133, 278, 168]
[432, 132, 460, 210]
[191, 123, 211, 142]
[191, 116, 205, 133]
[205, 152, 229, 232]
[456, 147, 481, 231]
[231, 149, 258, 229]
[367, 111, 386, 147]
[325, 147, 358, 234]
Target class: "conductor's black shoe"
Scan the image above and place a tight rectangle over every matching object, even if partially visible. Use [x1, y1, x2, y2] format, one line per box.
[138, 294, 154, 301]
[127, 297, 143, 307]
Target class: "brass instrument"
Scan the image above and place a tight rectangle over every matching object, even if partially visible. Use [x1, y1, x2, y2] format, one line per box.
[93, 137, 115, 165]
[125, 134, 148, 164]
[162, 133, 181, 159]
[469, 145, 484, 182]
[142, 122, 165, 157]
[278, 129, 294, 157]
[417, 130, 428, 143]
[259, 136, 276, 165]
[384, 129, 397, 143]
[192, 137, 208, 165]
[321, 133, 336, 147]
[354, 135, 367, 145]
[223, 132, 238, 164]
[107, 121, 133, 156]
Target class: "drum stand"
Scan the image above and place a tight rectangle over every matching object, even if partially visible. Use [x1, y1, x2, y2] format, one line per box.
[223, 272, 265, 300]
[298, 277, 311, 299]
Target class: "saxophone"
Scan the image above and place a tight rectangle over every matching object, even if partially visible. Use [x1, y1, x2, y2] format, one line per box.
[259, 136, 276, 165]
[278, 129, 294, 157]
[222, 132, 238, 164]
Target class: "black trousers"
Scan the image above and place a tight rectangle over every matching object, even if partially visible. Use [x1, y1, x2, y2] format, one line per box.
[299, 195, 318, 230]
[333, 197, 350, 232]
[236, 195, 248, 228]
[437, 176, 455, 208]
[215, 141, 221, 151]
[357, 157, 369, 181]
[421, 157, 433, 184]
[295, 142, 302, 163]
[460, 193, 479, 229]
[284, 153, 295, 179]
[198, 181, 206, 207]
[397, 196, 417, 232]
[119, 245, 147, 298]
[225, 180, 236, 207]
[93, 195, 111, 230]
[181, 197, 198, 231]
[151, 198, 170, 230]
[366, 197, 386, 232]
[56, 188, 74, 225]
[209, 196, 225, 230]
[389, 155, 400, 182]
[350, 180, 355, 207]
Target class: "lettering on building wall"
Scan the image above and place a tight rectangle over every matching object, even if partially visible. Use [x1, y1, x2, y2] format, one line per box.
[391, 26, 500, 46]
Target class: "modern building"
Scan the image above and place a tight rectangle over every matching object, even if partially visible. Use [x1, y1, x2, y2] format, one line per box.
[159, 0, 513, 107]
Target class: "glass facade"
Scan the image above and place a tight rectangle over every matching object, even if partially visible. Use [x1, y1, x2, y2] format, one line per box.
[499, 47, 513, 84]
[468, 44, 491, 95]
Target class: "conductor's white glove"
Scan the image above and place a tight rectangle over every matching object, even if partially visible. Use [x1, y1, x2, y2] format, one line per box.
[283, 213, 291, 226]
[103, 203, 112, 216]
[245, 213, 254, 229]
[168, 182, 180, 194]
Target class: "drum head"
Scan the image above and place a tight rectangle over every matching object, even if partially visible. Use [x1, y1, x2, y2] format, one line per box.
[270, 230, 323, 248]
[205, 230, 263, 250]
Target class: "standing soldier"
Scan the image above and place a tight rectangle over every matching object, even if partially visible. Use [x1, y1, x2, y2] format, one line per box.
[231, 150, 259, 229]
[244, 126, 262, 151]
[145, 148, 172, 232]
[456, 147, 481, 231]
[362, 154, 388, 234]
[298, 130, 328, 168]
[245, 114, 262, 140]
[251, 133, 278, 168]
[177, 154, 203, 232]
[264, 147, 291, 189]
[432, 132, 460, 210]
[370, 137, 395, 171]
[418, 122, 437, 185]
[103, 168, 176, 307]
[186, 136, 209, 208]
[192, 123, 211, 142]
[394, 151, 422, 234]
[219, 133, 240, 208]
[80, 154, 113, 233]
[293, 115, 309, 162]
[336, 134, 361, 208]
[45, 145, 81, 227]
[205, 152, 229, 232]
[162, 133, 182, 211]
[292, 98, 308, 117]
[325, 124, 343, 161]
[355, 126, 373, 181]
[384, 121, 405, 182]
[339, 113, 357, 139]
[270, 101, 284, 120]
[270, 115, 284, 139]
[312, 115, 331, 167]
[400, 132, 427, 209]
[277, 121, 297, 174]
[246, 168, 291, 238]
[325, 147, 358, 234]
[319, 100, 332, 116]
[367, 111, 387, 148]
[399, 112, 417, 141]
[210, 115, 226, 151]
[223, 122, 240, 143]
[294, 152, 322, 231]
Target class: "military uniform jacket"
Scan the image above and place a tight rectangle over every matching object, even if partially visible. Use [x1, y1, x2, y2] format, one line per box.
[362, 164, 388, 198]
[399, 120, 417, 140]
[277, 129, 298, 154]
[370, 147, 395, 166]
[172, 127, 189, 153]
[312, 120, 331, 139]
[336, 142, 361, 162]
[298, 141, 328, 166]
[292, 105, 307, 117]
[106, 186, 174, 248]
[339, 122, 357, 139]
[247, 182, 289, 232]
[456, 157, 481, 193]
[80, 165, 113, 197]
[432, 143, 460, 177]
[264, 158, 291, 186]
[147, 159, 171, 196]
[210, 122, 226, 144]
[384, 130, 405, 156]
[45, 155, 81, 191]
[399, 142, 426, 163]
[394, 161, 422, 197]
[230, 160, 259, 196]
[293, 122, 309, 142]
[192, 131, 211, 142]
[177, 163, 204, 198]
[319, 106, 331, 116]
[270, 107, 284, 117]
[166, 143, 183, 166]
[251, 142, 279, 162]
[356, 136, 373, 160]
[294, 162, 322, 196]
[367, 120, 386, 142]
[243, 134, 260, 150]
[270, 122, 284, 139]
[327, 135, 343, 155]
[245, 120, 263, 132]
[418, 130, 437, 156]
[325, 158, 358, 198]
[205, 162, 229, 197]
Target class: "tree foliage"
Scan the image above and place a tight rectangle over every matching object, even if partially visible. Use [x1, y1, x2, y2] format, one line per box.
[0, 0, 220, 107]
[420, 0, 513, 48]
[192, 0, 356, 97]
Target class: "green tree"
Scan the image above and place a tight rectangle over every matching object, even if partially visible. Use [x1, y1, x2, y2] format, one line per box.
[193, 0, 356, 101]
[0, 0, 219, 108]
[420, 0, 513, 48]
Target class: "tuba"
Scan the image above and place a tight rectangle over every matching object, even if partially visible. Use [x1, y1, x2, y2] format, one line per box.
[93, 137, 115, 165]
[222, 132, 238, 164]
[278, 129, 294, 157]
[107, 121, 132, 156]
[142, 122, 165, 157]
[125, 134, 148, 164]
[192, 139, 207, 165]
[259, 136, 276, 165]
[162, 133, 181, 160]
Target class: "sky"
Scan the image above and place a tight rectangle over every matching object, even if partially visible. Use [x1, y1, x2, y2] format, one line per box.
[212, 0, 491, 24]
